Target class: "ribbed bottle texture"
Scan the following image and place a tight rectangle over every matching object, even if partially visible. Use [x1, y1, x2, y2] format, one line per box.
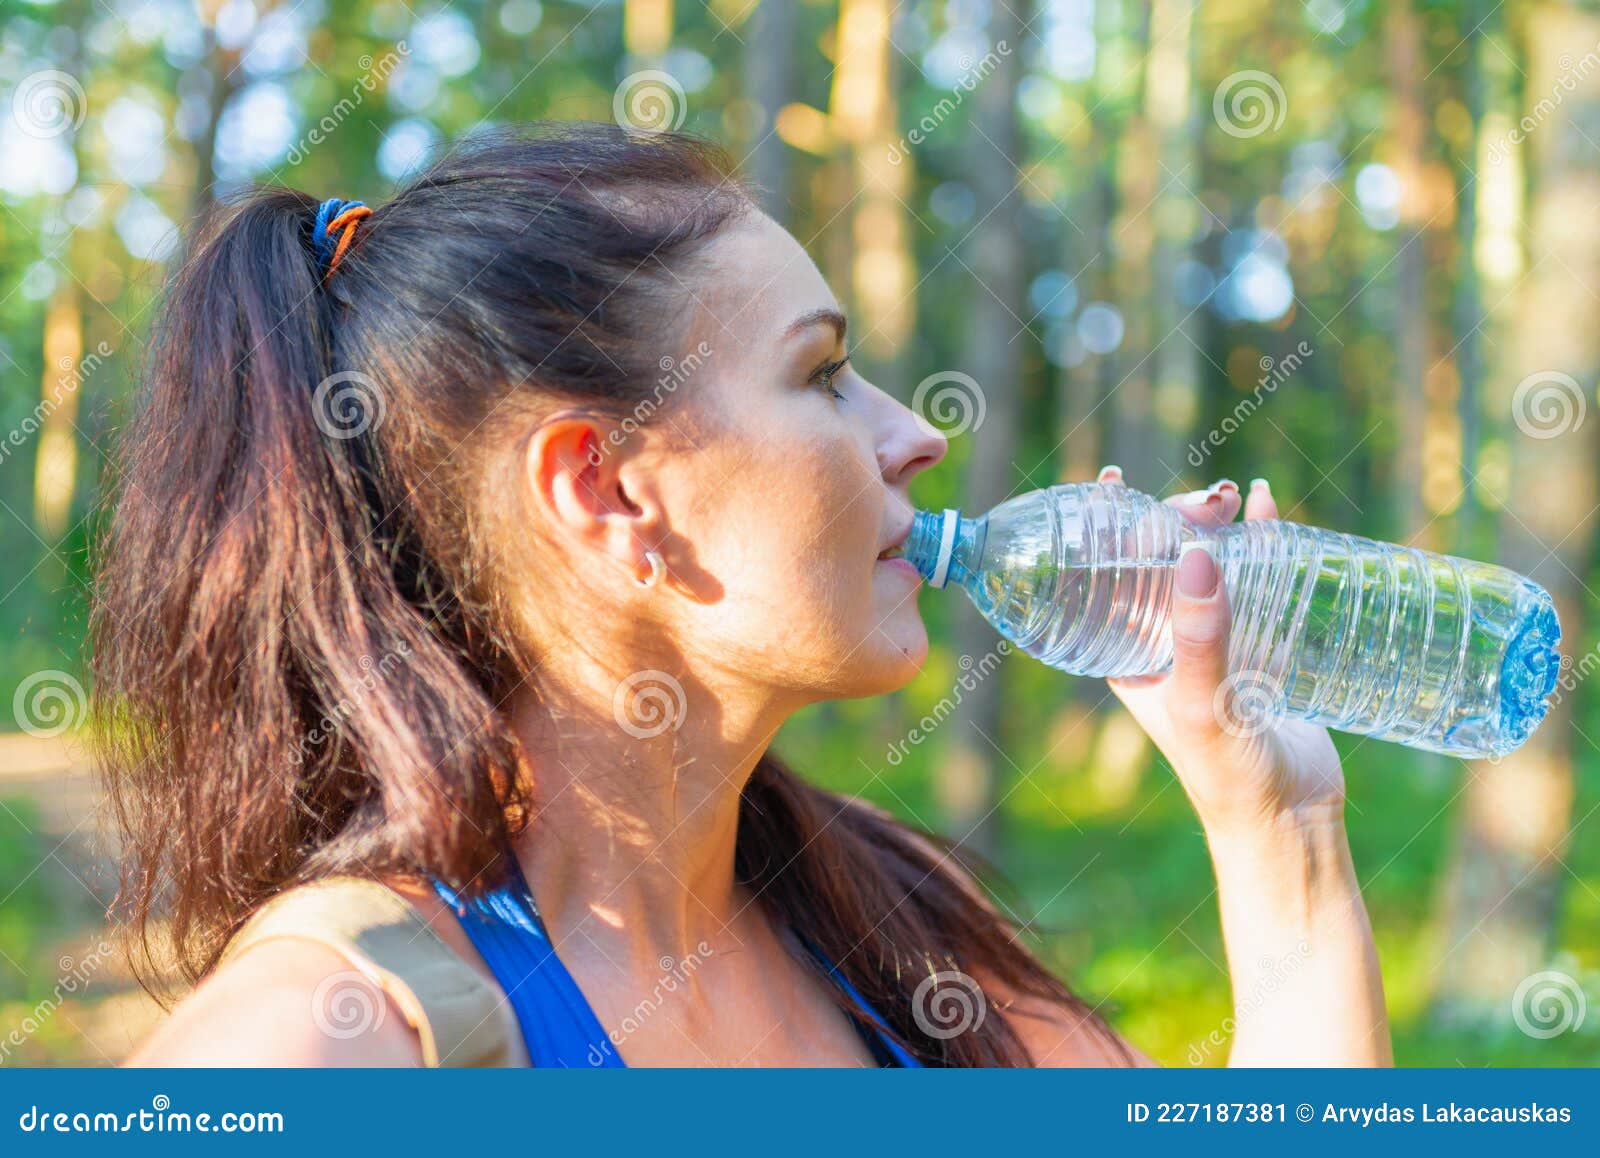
[904, 484, 1561, 758]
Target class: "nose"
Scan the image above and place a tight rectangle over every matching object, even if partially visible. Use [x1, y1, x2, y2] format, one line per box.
[875, 385, 947, 488]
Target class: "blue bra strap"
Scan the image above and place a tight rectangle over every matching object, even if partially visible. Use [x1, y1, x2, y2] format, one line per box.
[431, 865, 623, 1068]
[796, 932, 922, 1069]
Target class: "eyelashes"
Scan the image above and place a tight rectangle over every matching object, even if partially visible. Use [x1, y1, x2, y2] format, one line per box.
[810, 351, 852, 400]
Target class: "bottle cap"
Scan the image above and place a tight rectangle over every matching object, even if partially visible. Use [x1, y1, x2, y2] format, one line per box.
[930, 508, 960, 588]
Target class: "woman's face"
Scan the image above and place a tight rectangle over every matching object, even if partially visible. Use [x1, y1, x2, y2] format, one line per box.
[640, 210, 947, 705]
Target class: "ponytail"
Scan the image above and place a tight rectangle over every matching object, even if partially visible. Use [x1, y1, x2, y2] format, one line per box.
[92, 190, 522, 986]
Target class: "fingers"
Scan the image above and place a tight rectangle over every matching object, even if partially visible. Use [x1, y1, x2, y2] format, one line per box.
[1244, 477, 1279, 520]
[1093, 466, 1260, 753]
[1167, 542, 1233, 748]
[1166, 479, 1240, 527]
[1097, 468, 1265, 528]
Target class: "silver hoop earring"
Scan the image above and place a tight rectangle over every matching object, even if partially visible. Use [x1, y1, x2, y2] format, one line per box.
[636, 549, 665, 589]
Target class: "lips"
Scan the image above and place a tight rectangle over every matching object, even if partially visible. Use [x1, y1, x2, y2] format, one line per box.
[877, 518, 911, 560]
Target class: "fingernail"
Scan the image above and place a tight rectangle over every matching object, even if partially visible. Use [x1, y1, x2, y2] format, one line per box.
[1177, 542, 1219, 597]
[1177, 488, 1211, 507]
[1210, 479, 1238, 497]
[1098, 464, 1123, 480]
[1250, 477, 1271, 494]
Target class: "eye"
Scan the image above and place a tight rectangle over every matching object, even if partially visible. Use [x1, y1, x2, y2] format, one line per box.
[810, 353, 851, 400]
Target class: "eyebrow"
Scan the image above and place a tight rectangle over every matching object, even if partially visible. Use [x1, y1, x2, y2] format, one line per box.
[783, 308, 848, 345]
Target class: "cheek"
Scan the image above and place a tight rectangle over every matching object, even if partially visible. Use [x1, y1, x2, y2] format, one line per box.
[678, 421, 885, 667]
[737, 433, 878, 609]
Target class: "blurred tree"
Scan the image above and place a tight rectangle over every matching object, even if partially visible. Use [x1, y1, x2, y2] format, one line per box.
[625, 0, 673, 59]
[1386, 0, 1433, 540]
[1145, 0, 1203, 491]
[29, 0, 90, 544]
[190, 0, 246, 217]
[1058, 0, 1124, 486]
[939, 0, 1028, 857]
[829, 0, 913, 395]
[1104, 0, 1155, 480]
[33, 285, 80, 540]
[741, 0, 798, 222]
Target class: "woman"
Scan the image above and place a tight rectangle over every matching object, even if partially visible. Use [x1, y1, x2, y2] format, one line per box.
[97, 122, 1389, 1067]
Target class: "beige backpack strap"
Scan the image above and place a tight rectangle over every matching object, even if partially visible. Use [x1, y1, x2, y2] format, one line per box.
[219, 876, 523, 1067]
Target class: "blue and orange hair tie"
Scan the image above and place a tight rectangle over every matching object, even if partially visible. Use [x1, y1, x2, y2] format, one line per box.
[311, 197, 372, 281]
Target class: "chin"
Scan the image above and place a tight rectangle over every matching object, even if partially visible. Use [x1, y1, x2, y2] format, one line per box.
[848, 620, 930, 697]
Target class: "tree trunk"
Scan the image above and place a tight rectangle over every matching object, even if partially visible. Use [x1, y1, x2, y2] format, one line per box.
[1059, 0, 1128, 486]
[1387, 0, 1430, 538]
[742, 0, 797, 223]
[1102, 0, 1155, 480]
[940, 0, 1027, 858]
[1452, 0, 1488, 553]
[1144, 0, 1201, 493]
[829, 0, 911, 395]
[34, 287, 82, 539]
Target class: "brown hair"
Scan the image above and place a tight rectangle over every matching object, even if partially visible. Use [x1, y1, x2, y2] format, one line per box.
[90, 121, 1121, 1066]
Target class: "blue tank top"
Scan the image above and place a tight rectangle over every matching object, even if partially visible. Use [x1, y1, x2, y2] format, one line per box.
[431, 858, 921, 1068]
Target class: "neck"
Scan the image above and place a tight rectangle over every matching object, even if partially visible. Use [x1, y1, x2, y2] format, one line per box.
[504, 654, 793, 974]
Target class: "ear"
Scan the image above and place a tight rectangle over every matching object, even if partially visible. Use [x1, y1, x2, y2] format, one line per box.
[524, 412, 659, 583]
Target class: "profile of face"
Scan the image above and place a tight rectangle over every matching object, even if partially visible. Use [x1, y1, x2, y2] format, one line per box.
[519, 209, 946, 712]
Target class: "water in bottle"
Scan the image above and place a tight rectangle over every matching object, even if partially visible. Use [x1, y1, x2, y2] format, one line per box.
[897, 483, 1561, 758]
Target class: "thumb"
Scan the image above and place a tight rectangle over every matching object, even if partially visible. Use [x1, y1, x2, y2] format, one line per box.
[1168, 543, 1233, 746]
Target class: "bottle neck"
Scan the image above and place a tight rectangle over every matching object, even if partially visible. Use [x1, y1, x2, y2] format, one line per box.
[906, 508, 985, 589]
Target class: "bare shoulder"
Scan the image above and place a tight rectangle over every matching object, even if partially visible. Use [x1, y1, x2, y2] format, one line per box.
[125, 937, 425, 1067]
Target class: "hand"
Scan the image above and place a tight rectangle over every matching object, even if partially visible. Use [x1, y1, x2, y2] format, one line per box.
[1096, 466, 1345, 835]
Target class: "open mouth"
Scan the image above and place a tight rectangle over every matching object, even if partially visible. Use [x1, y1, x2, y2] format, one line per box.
[877, 545, 905, 561]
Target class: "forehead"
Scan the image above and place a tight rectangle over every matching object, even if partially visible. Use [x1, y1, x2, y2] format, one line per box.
[687, 211, 840, 354]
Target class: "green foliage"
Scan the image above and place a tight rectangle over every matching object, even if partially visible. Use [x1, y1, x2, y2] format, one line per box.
[0, 798, 59, 1005]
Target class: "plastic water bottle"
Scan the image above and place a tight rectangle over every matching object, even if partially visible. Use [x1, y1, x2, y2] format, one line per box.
[899, 483, 1561, 758]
